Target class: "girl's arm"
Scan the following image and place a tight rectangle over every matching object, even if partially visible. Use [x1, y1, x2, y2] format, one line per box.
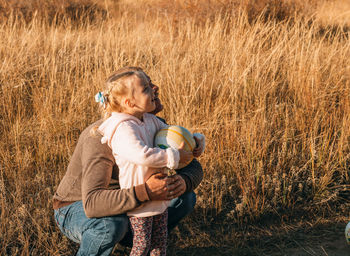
[152, 114, 205, 158]
[111, 122, 179, 169]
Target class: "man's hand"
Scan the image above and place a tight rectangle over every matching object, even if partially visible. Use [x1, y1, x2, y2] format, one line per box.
[167, 174, 186, 199]
[145, 172, 187, 201]
[145, 172, 168, 201]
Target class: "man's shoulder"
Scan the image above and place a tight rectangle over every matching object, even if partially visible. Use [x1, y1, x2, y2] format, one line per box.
[79, 119, 104, 139]
[79, 119, 112, 155]
[82, 119, 103, 134]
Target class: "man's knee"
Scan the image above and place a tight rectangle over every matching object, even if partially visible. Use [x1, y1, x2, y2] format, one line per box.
[86, 215, 129, 246]
[180, 191, 196, 212]
[167, 191, 197, 231]
[76, 216, 130, 255]
[101, 215, 129, 244]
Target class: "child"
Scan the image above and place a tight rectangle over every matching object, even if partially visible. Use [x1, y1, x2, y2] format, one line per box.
[94, 69, 205, 256]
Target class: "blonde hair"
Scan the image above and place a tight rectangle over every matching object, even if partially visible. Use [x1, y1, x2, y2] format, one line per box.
[100, 67, 149, 119]
[91, 67, 148, 136]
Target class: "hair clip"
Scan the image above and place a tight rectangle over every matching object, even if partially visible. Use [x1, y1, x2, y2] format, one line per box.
[95, 91, 107, 109]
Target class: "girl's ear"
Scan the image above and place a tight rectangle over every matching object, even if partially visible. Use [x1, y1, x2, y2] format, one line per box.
[124, 98, 135, 108]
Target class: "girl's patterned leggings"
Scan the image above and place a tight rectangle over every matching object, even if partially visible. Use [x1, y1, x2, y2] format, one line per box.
[129, 209, 168, 256]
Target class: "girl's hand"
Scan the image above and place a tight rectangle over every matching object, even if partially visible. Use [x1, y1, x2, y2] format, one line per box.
[193, 133, 205, 158]
[178, 142, 193, 165]
[193, 146, 202, 158]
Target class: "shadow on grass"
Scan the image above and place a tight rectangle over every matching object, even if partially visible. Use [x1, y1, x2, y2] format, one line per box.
[167, 204, 350, 256]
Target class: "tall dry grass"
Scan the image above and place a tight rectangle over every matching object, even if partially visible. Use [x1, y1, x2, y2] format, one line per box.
[0, 0, 349, 255]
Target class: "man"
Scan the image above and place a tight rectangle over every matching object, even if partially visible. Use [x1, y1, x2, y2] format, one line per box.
[53, 67, 203, 255]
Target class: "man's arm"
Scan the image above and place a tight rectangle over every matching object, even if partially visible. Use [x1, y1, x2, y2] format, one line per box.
[176, 158, 203, 192]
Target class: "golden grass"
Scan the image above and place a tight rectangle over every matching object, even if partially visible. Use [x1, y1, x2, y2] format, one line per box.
[0, 0, 349, 254]
[316, 0, 350, 27]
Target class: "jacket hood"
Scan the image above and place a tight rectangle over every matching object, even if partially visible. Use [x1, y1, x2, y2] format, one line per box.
[98, 112, 142, 146]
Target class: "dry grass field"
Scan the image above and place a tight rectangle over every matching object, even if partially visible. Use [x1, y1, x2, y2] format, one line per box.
[0, 0, 349, 255]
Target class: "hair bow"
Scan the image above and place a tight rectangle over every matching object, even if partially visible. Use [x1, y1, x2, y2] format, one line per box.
[95, 91, 107, 108]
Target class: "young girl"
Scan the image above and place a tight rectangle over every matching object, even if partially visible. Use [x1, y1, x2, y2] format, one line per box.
[94, 69, 205, 256]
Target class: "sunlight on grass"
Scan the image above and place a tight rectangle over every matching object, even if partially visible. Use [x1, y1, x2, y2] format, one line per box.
[0, 0, 349, 254]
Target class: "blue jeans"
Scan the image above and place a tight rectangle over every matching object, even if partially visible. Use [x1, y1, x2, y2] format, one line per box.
[54, 192, 196, 256]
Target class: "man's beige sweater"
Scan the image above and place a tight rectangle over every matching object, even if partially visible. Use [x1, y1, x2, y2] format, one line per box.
[53, 119, 203, 218]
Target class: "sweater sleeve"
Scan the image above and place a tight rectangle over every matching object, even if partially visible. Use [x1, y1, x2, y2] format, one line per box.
[177, 158, 203, 192]
[111, 122, 179, 170]
[80, 134, 148, 218]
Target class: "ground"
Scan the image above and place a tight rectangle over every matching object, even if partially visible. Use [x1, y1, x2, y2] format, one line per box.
[267, 226, 350, 256]
[165, 217, 350, 256]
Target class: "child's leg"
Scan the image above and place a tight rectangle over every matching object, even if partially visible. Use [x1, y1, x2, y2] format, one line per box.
[129, 216, 153, 256]
[150, 209, 168, 256]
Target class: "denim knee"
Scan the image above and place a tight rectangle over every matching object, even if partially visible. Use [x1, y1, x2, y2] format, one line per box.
[77, 216, 130, 256]
[100, 216, 129, 245]
[167, 191, 197, 231]
[180, 191, 196, 211]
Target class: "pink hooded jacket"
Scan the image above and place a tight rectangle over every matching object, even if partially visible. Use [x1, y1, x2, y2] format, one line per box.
[98, 112, 179, 217]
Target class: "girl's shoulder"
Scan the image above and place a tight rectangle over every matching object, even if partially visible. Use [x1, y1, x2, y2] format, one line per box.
[99, 113, 142, 140]
[143, 113, 167, 132]
[143, 113, 166, 124]
[143, 113, 157, 119]
[108, 112, 144, 126]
